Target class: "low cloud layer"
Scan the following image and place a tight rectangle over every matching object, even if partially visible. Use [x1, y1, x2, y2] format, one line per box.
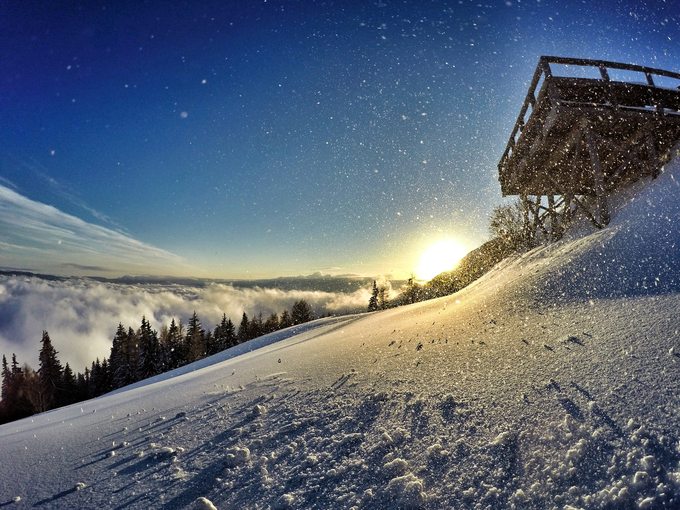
[0, 184, 191, 277]
[0, 274, 373, 373]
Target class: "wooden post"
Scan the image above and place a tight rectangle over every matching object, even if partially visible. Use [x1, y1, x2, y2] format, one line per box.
[547, 194, 560, 239]
[520, 193, 533, 248]
[585, 128, 610, 226]
[561, 192, 574, 226]
[532, 195, 543, 241]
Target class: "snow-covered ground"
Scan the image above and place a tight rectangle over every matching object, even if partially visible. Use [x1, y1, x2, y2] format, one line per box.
[1, 152, 680, 509]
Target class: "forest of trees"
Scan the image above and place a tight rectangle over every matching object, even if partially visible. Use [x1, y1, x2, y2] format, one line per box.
[0, 299, 315, 425]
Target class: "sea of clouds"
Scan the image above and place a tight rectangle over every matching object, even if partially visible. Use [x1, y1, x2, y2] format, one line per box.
[0, 274, 387, 374]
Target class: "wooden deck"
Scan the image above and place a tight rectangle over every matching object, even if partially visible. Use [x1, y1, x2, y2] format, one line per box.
[498, 56, 680, 235]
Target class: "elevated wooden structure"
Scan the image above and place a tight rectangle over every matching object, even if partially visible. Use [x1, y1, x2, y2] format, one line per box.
[498, 56, 680, 243]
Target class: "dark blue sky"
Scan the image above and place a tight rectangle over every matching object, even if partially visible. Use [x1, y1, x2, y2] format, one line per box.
[1, 0, 677, 279]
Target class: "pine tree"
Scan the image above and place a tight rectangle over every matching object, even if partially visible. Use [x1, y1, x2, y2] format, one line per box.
[291, 300, 314, 325]
[1, 355, 14, 422]
[248, 312, 264, 339]
[214, 314, 237, 351]
[1, 355, 10, 403]
[111, 325, 138, 389]
[1, 355, 34, 422]
[237, 312, 250, 344]
[185, 312, 205, 363]
[90, 359, 100, 397]
[100, 358, 111, 394]
[263, 313, 280, 335]
[77, 368, 90, 401]
[138, 317, 161, 379]
[109, 323, 125, 389]
[368, 280, 379, 312]
[402, 276, 421, 305]
[60, 363, 78, 406]
[163, 318, 185, 369]
[38, 331, 63, 411]
[279, 310, 292, 330]
[204, 330, 216, 357]
[378, 286, 389, 310]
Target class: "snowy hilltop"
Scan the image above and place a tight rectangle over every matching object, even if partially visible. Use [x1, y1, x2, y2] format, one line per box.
[1, 152, 679, 509]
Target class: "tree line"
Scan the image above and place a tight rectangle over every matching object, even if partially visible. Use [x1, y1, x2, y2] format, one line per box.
[0, 299, 315, 425]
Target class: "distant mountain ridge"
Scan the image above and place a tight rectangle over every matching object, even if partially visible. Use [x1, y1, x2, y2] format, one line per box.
[0, 269, 406, 294]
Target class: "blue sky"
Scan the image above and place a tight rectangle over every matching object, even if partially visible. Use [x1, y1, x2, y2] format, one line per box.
[1, 0, 677, 279]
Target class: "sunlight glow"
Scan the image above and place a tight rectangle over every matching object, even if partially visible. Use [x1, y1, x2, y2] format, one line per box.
[414, 239, 468, 281]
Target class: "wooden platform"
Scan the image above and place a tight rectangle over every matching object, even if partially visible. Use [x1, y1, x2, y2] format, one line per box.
[498, 56, 680, 237]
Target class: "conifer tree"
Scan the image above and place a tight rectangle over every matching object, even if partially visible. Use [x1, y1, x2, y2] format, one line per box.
[185, 312, 205, 363]
[204, 330, 216, 357]
[1, 355, 16, 422]
[138, 317, 161, 379]
[111, 325, 139, 389]
[368, 280, 379, 311]
[1, 355, 10, 403]
[108, 323, 125, 389]
[291, 299, 314, 325]
[77, 368, 90, 401]
[378, 286, 389, 310]
[164, 319, 185, 369]
[237, 312, 250, 344]
[60, 363, 78, 406]
[263, 313, 280, 335]
[100, 358, 111, 394]
[248, 312, 264, 339]
[214, 314, 237, 351]
[38, 331, 63, 411]
[90, 359, 100, 397]
[279, 310, 292, 330]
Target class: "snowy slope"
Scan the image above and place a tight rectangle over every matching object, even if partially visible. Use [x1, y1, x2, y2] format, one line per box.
[1, 153, 680, 509]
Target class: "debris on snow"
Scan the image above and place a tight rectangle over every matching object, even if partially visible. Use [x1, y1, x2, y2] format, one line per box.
[225, 446, 250, 467]
[193, 497, 218, 510]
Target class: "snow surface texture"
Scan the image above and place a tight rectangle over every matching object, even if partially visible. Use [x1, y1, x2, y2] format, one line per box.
[1, 152, 680, 509]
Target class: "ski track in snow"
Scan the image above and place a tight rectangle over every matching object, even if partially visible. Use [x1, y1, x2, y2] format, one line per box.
[1, 152, 680, 509]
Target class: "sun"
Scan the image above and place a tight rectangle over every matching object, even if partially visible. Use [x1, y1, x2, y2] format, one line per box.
[414, 239, 468, 281]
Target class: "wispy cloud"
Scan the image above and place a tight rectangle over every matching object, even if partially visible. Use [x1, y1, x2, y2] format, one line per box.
[0, 184, 191, 277]
[0, 275, 372, 372]
[14, 155, 127, 229]
[0, 176, 18, 190]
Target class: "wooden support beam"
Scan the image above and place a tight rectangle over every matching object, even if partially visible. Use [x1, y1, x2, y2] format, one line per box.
[547, 194, 561, 239]
[585, 128, 610, 226]
[562, 192, 575, 225]
[520, 193, 533, 248]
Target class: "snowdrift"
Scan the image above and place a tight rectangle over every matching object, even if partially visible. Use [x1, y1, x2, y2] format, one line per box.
[1, 152, 679, 509]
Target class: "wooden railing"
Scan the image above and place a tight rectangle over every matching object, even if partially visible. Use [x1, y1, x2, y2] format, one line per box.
[499, 56, 680, 176]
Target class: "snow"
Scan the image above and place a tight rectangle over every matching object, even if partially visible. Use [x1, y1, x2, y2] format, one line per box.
[1, 150, 680, 508]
